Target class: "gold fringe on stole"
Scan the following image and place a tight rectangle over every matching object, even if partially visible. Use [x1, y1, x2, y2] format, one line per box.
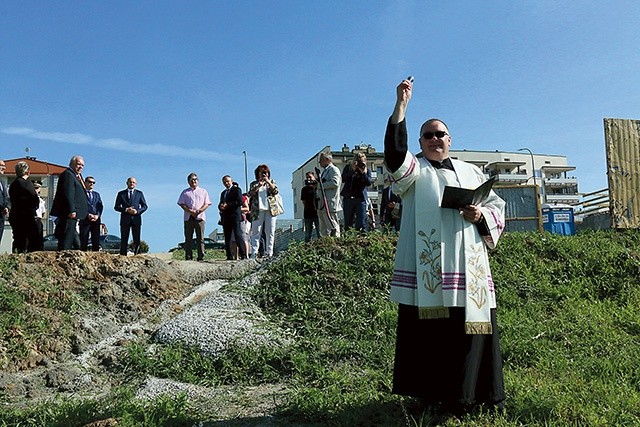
[465, 322, 493, 335]
[418, 307, 449, 319]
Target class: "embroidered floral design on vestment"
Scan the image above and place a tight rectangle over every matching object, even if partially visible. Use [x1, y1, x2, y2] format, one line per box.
[466, 242, 488, 308]
[418, 228, 441, 293]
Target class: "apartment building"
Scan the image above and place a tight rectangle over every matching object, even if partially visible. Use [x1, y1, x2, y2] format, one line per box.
[451, 149, 579, 205]
[291, 145, 578, 220]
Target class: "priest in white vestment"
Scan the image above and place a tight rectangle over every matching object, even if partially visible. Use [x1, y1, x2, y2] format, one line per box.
[385, 77, 506, 413]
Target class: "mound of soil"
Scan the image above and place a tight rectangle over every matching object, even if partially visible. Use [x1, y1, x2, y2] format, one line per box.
[0, 251, 191, 373]
[0, 251, 281, 422]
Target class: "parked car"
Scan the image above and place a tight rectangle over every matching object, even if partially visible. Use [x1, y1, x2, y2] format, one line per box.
[88, 234, 122, 253]
[43, 234, 59, 251]
[169, 238, 225, 252]
[42, 233, 122, 253]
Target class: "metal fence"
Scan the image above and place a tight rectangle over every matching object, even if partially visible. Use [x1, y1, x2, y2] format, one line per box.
[493, 185, 542, 232]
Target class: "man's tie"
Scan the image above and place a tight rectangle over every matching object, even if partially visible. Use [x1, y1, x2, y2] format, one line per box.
[128, 190, 132, 202]
[77, 173, 87, 190]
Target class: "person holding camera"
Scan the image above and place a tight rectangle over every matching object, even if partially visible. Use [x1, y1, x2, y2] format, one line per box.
[248, 164, 279, 258]
[300, 171, 320, 242]
[340, 152, 373, 231]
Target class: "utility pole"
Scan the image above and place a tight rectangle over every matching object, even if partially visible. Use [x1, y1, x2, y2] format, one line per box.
[518, 147, 537, 187]
[243, 151, 248, 193]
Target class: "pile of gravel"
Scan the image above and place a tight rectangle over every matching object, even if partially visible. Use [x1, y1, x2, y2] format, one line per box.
[153, 279, 292, 358]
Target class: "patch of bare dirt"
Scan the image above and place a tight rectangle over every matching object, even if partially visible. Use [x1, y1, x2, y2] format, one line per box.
[0, 251, 292, 424]
[0, 252, 191, 394]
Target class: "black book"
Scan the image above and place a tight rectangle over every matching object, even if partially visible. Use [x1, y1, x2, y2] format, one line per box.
[440, 176, 496, 209]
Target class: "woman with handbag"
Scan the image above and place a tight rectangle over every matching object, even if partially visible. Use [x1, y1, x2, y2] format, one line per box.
[248, 164, 281, 258]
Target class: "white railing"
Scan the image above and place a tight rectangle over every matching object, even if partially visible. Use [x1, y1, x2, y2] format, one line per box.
[545, 194, 580, 204]
[494, 173, 530, 183]
[544, 177, 578, 187]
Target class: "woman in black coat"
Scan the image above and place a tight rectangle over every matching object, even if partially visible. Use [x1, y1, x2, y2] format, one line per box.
[8, 161, 40, 253]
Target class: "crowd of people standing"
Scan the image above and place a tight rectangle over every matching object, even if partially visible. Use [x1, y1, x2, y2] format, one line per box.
[1, 145, 400, 257]
[167, 163, 280, 261]
[300, 150, 403, 241]
[0, 154, 286, 260]
[0, 155, 286, 261]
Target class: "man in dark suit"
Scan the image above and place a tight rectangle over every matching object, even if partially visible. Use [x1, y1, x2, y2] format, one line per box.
[80, 176, 104, 251]
[0, 159, 10, 246]
[50, 155, 89, 250]
[114, 176, 147, 255]
[218, 175, 247, 260]
[380, 175, 402, 231]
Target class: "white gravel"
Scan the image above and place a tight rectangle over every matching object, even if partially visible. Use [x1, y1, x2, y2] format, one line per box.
[154, 287, 291, 357]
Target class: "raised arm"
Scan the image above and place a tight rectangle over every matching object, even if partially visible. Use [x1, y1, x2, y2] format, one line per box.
[385, 78, 413, 172]
[391, 78, 412, 125]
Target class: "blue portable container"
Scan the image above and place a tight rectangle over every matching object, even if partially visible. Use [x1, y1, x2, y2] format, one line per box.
[541, 204, 575, 235]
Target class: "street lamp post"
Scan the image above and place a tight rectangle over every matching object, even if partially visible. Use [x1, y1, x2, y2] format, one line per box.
[518, 148, 537, 187]
[242, 151, 248, 193]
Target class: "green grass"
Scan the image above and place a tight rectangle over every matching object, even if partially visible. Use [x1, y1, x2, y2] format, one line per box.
[0, 257, 80, 370]
[0, 389, 193, 427]
[2, 229, 640, 426]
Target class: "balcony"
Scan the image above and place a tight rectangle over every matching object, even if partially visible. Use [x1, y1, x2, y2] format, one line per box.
[545, 194, 580, 205]
[544, 177, 578, 188]
[492, 173, 530, 184]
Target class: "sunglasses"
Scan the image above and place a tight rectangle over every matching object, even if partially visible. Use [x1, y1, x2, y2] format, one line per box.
[87, 181, 96, 184]
[421, 131, 448, 139]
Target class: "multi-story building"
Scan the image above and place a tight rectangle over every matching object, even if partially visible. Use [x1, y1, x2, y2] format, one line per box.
[451, 149, 579, 205]
[291, 145, 578, 220]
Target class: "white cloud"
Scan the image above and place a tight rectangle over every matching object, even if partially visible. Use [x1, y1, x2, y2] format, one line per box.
[2, 127, 238, 162]
[2, 126, 301, 173]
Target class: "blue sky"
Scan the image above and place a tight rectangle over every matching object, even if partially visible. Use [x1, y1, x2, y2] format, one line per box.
[2, 1, 639, 252]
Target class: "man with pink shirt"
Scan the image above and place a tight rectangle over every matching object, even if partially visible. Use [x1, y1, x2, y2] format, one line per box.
[177, 172, 211, 261]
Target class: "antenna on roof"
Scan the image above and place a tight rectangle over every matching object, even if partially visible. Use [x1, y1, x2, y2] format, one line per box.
[25, 147, 36, 160]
